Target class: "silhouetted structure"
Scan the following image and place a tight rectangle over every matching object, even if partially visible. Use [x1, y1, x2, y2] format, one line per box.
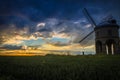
[95, 18, 119, 54]
[79, 8, 120, 55]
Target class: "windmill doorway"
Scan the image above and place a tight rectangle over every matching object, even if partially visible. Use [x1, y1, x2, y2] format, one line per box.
[105, 39, 115, 55]
[96, 41, 102, 53]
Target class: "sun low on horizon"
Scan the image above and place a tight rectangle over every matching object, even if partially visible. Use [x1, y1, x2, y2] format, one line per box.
[0, 0, 120, 56]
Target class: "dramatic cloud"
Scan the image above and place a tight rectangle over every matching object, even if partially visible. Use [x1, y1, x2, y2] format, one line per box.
[0, 0, 120, 52]
[2, 45, 22, 50]
[47, 41, 69, 47]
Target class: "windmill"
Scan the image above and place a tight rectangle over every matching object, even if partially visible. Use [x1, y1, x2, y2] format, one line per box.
[79, 8, 119, 55]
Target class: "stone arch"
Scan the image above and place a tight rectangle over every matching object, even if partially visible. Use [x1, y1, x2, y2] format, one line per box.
[105, 39, 116, 55]
[96, 40, 102, 53]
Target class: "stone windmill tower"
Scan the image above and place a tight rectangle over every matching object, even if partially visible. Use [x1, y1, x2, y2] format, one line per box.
[79, 8, 119, 55]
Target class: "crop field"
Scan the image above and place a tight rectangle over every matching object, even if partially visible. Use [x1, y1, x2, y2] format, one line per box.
[0, 55, 120, 80]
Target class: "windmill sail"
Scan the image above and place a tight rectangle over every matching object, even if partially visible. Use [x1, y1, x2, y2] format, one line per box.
[79, 30, 94, 43]
[79, 8, 96, 43]
[83, 8, 97, 28]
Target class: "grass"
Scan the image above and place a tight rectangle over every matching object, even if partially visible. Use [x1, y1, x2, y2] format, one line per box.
[0, 55, 120, 80]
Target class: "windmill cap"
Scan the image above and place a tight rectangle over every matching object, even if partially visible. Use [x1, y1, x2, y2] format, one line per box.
[95, 19, 119, 30]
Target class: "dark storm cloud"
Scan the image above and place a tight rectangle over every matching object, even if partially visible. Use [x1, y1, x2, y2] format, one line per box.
[0, 14, 35, 45]
[0, 0, 120, 22]
[3, 45, 22, 50]
[0, 0, 103, 21]
[0, 0, 82, 21]
[47, 41, 69, 47]
[34, 18, 94, 46]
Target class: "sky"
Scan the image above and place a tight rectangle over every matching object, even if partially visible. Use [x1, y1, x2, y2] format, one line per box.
[0, 0, 120, 53]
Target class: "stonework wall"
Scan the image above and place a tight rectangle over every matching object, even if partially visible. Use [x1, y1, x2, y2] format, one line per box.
[95, 26, 119, 54]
